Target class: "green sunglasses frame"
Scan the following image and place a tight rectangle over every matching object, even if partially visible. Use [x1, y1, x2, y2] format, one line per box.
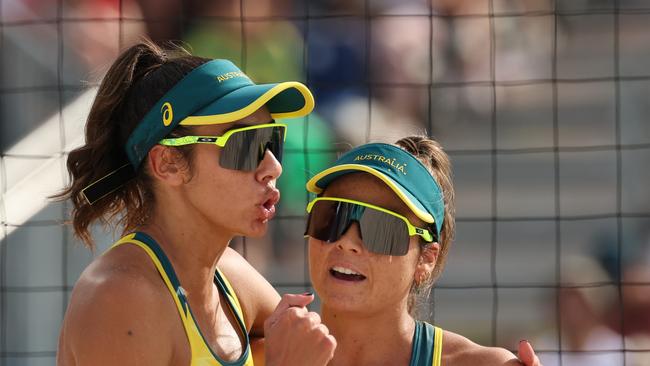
[305, 196, 435, 243]
[158, 122, 287, 147]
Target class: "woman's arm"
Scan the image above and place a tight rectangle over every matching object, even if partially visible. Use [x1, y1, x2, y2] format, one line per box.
[217, 247, 281, 337]
[442, 330, 543, 366]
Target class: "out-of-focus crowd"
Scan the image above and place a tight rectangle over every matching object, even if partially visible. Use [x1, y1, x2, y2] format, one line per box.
[2, 0, 649, 365]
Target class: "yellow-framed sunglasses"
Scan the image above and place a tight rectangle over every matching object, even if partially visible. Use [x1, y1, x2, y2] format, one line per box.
[305, 197, 435, 256]
[159, 122, 287, 171]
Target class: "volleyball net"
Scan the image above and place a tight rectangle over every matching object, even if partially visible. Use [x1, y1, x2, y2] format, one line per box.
[1, 1, 650, 365]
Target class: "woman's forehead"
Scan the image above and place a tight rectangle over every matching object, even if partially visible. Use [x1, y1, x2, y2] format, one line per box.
[324, 173, 394, 203]
[322, 172, 423, 225]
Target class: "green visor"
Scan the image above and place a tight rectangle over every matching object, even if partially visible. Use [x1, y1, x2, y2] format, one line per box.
[81, 59, 314, 205]
[125, 60, 313, 168]
[305, 197, 434, 256]
[306, 143, 445, 239]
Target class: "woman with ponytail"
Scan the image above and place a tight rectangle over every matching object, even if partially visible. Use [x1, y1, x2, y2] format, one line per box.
[304, 135, 542, 366]
[56, 40, 335, 366]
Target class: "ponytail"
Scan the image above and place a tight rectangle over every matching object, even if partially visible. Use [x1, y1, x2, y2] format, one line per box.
[396, 135, 455, 277]
[396, 135, 456, 319]
[54, 39, 209, 249]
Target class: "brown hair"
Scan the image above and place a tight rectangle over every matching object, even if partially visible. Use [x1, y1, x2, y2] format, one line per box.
[396, 135, 456, 317]
[53, 39, 210, 249]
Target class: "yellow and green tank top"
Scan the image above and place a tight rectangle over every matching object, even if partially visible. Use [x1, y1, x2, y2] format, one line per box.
[410, 321, 443, 366]
[111, 232, 254, 366]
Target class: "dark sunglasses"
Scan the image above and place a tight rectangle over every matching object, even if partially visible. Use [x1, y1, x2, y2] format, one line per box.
[159, 123, 286, 171]
[305, 197, 435, 256]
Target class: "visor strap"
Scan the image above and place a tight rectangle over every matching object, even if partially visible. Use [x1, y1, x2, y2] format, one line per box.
[81, 163, 135, 205]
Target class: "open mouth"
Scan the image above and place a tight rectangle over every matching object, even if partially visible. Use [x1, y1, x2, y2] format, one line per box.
[330, 266, 367, 282]
[264, 189, 280, 209]
[262, 197, 276, 211]
[258, 189, 280, 221]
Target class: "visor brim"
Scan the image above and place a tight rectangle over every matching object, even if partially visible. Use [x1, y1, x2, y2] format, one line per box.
[306, 164, 435, 225]
[179, 81, 314, 125]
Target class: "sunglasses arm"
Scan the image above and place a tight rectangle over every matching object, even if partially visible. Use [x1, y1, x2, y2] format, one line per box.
[410, 225, 434, 243]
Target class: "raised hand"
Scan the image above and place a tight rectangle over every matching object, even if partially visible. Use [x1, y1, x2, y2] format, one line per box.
[264, 293, 337, 366]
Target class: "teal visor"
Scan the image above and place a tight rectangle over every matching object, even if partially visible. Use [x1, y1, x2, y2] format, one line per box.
[81, 59, 313, 205]
[306, 143, 445, 239]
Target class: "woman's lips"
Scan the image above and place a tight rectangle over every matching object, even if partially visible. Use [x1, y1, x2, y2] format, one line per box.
[329, 264, 367, 282]
[258, 203, 276, 222]
[258, 189, 280, 222]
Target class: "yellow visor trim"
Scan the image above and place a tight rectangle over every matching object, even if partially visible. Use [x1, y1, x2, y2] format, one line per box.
[306, 164, 435, 224]
[179, 81, 314, 126]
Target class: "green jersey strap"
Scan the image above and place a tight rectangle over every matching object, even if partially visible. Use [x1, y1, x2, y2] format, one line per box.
[410, 321, 443, 366]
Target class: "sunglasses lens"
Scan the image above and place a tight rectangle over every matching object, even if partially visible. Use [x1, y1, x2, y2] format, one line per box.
[219, 126, 285, 171]
[305, 200, 411, 256]
[305, 200, 351, 242]
[268, 127, 284, 163]
[359, 209, 410, 256]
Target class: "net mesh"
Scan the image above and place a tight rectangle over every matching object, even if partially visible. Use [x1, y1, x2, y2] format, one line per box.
[1, 0, 650, 365]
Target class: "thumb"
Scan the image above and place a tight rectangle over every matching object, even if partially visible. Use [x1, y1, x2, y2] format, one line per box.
[517, 340, 539, 366]
[276, 292, 315, 311]
[266, 292, 315, 329]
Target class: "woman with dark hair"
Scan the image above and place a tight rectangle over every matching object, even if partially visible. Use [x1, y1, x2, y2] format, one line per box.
[56, 40, 335, 366]
[305, 136, 542, 365]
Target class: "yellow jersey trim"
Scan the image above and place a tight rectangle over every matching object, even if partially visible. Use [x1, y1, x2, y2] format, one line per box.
[110, 234, 193, 347]
[110, 233, 253, 366]
[433, 326, 443, 366]
[217, 270, 246, 321]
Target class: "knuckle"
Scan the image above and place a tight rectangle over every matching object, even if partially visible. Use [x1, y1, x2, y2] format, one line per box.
[308, 311, 322, 324]
[321, 334, 337, 351]
[318, 323, 330, 334]
[285, 307, 303, 319]
[304, 313, 320, 328]
[313, 323, 330, 338]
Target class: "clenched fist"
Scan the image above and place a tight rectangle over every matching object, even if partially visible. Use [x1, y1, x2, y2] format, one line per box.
[264, 293, 337, 366]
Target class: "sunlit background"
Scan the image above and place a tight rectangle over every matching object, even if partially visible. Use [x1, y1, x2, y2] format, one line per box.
[1, 0, 650, 365]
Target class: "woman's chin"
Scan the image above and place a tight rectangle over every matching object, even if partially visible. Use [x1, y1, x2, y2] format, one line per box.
[320, 293, 368, 314]
[244, 221, 270, 238]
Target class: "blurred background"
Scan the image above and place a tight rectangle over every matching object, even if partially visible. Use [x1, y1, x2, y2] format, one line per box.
[1, 0, 650, 365]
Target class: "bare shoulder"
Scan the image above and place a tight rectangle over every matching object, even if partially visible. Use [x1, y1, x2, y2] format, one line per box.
[442, 330, 522, 366]
[218, 247, 280, 335]
[59, 244, 178, 365]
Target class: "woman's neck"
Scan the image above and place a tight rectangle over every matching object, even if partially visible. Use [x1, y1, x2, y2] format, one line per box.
[139, 204, 232, 301]
[322, 305, 416, 366]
